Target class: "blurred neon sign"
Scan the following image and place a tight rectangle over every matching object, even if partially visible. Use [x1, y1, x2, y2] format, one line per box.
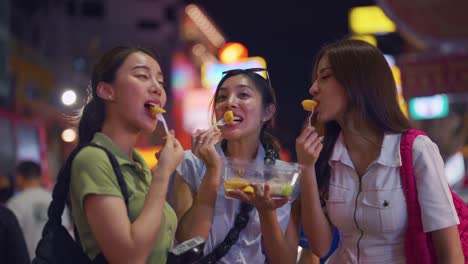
[408, 94, 449, 120]
[201, 56, 266, 92]
[349, 6, 396, 34]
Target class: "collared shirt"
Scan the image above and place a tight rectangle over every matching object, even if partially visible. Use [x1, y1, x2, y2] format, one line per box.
[176, 143, 299, 264]
[70, 133, 177, 263]
[326, 132, 459, 264]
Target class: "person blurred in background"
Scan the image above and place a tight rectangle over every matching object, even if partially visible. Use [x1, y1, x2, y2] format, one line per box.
[0, 172, 31, 263]
[0, 172, 14, 204]
[7, 160, 71, 259]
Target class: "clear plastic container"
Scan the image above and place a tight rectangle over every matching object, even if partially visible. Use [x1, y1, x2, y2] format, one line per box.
[222, 158, 301, 198]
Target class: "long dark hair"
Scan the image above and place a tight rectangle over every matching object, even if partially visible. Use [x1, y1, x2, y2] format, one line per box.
[77, 46, 157, 146]
[212, 69, 281, 156]
[313, 39, 412, 193]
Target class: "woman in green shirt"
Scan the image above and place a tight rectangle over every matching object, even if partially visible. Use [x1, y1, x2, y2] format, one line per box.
[69, 46, 183, 263]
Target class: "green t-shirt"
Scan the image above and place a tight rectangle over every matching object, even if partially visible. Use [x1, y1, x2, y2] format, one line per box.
[70, 133, 177, 263]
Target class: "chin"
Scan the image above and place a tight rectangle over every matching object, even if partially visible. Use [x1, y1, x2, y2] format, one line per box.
[316, 113, 328, 123]
[221, 130, 242, 140]
[141, 122, 157, 133]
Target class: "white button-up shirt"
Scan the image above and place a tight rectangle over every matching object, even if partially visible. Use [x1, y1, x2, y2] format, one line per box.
[326, 132, 459, 264]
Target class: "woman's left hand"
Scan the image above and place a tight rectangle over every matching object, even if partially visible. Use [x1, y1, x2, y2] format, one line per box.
[226, 184, 290, 212]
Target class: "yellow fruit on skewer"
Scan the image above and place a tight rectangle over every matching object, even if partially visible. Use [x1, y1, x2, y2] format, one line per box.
[224, 110, 235, 125]
[149, 106, 166, 115]
[301, 99, 317, 112]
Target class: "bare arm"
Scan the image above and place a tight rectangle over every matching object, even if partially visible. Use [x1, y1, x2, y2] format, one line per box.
[173, 130, 222, 242]
[298, 247, 321, 264]
[173, 166, 221, 242]
[299, 166, 333, 257]
[84, 133, 183, 264]
[296, 126, 333, 257]
[431, 226, 464, 263]
[259, 199, 301, 264]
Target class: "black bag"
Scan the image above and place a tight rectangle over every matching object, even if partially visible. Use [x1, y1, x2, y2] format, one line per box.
[33, 143, 130, 264]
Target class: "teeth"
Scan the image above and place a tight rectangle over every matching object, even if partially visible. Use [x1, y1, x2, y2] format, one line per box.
[145, 102, 159, 108]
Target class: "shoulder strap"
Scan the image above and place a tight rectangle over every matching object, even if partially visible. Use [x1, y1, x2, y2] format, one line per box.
[197, 146, 279, 263]
[88, 143, 130, 215]
[196, 202, 253, 264]
[44, 142, 131, 264]
[400, 129, 435, 264]
[47, 142, 130, 226]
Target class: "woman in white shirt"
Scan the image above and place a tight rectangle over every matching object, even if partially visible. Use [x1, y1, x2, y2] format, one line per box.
[235, 39, 464, 264]
[172, 68, 300, 263]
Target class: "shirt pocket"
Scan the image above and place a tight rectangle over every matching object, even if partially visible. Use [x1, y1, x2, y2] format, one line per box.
[361, 189, 407, 233]
[326, 185, 351, 228]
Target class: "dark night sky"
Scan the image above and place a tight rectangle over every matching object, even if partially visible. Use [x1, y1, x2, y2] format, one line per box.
[189, 0, 374, 158]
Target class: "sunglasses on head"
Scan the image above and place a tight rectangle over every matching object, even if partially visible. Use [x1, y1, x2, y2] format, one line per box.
[221, 68, 272, 90]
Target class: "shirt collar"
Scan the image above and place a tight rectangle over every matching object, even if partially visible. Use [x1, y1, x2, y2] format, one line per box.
[330, 132, 402, 168]
[215, 141, 266, 165]
[330, 132, 353, 168]
[376, 133, 402, 167]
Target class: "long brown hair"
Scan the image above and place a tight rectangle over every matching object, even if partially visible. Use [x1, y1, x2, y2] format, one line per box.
[77, 46, 157, 146]
[313, 39, 411, 193]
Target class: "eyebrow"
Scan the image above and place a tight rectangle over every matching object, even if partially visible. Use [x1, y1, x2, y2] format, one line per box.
[318, 66, 332, 74]
[219, 84, 254, 91]
[131, 65, 163, 77]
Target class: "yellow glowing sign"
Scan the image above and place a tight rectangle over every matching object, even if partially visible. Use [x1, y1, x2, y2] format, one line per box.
[201, 56, 267, 92]
[391, 65, 401, 87]
[349, 6, 396, 34]
[398, 93, 408, 118]
[135, 146, 161, 169]
[218, 42, 249, 64]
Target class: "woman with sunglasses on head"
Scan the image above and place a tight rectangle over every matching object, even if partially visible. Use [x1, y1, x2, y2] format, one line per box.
[69, 46, 184, 263]
[172, 68, 300, 263]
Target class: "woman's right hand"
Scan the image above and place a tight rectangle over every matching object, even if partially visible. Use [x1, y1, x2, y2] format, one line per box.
[192, 129, 222, 168]
[153, 130, 183, 177]
[296, 126, 323, 168]
[227, 184, 289, 213]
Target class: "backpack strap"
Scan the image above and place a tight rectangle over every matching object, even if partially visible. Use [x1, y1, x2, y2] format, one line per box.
[400, 129, 436, 263]
[88, 143, 130, 214]
[44, 143, 130, 263]
[47, 143, 130, 226]
[196, 145, 278, 263]
[196, 202, 253, 264]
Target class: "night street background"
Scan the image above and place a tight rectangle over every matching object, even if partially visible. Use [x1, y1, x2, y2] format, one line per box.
[189, 0, 373, 157]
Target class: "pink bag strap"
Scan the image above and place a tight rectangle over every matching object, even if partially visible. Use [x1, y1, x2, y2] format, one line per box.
[400, 129, 436, 263]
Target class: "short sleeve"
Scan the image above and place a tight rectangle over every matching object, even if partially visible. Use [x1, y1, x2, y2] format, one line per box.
[70, 146, 123, 212]
[413, 135, 460, 232]
[175, 150, 204, 192]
